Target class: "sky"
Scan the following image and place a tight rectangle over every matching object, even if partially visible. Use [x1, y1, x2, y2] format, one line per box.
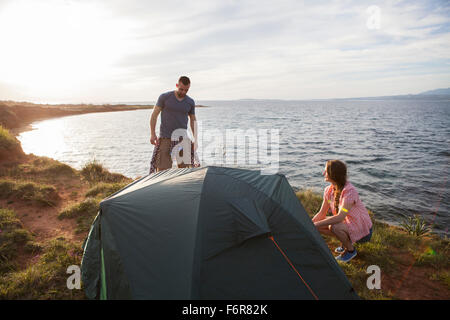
[0, 0, 449, 103]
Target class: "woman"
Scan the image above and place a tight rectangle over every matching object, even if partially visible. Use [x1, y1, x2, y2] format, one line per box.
[312, 160, 373, 262]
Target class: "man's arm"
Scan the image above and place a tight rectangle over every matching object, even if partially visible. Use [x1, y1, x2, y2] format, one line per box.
[189, 113, 197, 150]
[150, 106, 162, 145]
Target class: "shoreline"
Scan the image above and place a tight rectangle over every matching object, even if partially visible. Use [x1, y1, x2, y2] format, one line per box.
[10, 108, 154, 137]
[1, 101, 155, 135]
[2, 100, 209, 137]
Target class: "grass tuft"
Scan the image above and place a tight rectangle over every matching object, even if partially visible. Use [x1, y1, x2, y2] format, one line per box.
[81, 160, 129, 185]
[0, 125, 22, 161]
[58, 198, 100, 234]
[0, 125, 18, 150]
[84, 182, 128, 199]
[0, 179, 59, 206]
[7, 157, 77, 180]
[0, 208, 33, 274]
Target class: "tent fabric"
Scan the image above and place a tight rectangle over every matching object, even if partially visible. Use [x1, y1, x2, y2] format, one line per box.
[81, 213, 101, 299]
[81, 166, 359, 300]
[100, 247, 107, 300]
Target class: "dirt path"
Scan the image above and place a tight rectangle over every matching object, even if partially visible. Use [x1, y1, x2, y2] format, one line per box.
[380, 247, 449, 300]
[0, 154, 92, 245]
[0, 180, 89, 245]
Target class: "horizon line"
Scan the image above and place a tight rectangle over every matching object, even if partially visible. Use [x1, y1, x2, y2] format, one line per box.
[3, 88, 450, 105]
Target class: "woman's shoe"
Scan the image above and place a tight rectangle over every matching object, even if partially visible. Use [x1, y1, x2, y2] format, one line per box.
[336, 249, 357, 263]
[335, 246, 345, 253]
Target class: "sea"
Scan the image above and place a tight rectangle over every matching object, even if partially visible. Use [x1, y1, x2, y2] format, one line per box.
[17, 99, 450, 235]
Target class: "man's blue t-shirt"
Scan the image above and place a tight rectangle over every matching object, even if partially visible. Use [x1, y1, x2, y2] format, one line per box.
[155, 91, 195, 138]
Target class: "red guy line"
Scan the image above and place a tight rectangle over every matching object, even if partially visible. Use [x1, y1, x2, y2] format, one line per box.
[269, 235, 319, 300]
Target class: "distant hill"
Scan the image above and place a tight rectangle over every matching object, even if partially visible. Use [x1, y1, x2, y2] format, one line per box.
[333, 89, 450, 101]
[418, 88, 450, 95]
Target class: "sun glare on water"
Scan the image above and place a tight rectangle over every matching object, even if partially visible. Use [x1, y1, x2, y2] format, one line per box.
[0, 0, 131, 101]
[18, 119, 66, 158]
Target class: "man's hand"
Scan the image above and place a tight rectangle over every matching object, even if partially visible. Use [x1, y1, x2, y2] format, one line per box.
[150, 134, 158, 145]
[149, 106, 162, 145]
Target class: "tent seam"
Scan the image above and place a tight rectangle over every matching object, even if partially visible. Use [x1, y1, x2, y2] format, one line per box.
[188, 167, 209, 299]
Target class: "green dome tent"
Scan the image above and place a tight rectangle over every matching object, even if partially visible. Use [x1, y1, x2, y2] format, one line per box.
[81, 166, 359, 300]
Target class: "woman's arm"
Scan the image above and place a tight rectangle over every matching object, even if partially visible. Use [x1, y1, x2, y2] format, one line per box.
[314, 199, 355, 227]
[314, 211, 347, 227]
[312, 198, 330, 222]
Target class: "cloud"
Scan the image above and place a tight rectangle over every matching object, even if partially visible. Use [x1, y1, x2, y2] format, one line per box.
[0, 0, 449, 102]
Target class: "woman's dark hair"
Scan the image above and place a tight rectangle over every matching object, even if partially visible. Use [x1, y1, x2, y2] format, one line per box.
[326, 160, 347, 214]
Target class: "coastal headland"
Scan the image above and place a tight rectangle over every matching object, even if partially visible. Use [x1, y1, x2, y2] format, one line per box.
[0, 100, 208, 134]
[0, 101, 448, 300]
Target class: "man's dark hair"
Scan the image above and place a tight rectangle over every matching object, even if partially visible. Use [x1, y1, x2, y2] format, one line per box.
[178, 76, 190, 86]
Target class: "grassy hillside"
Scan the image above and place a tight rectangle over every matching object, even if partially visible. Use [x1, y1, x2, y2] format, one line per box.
[0, 126, 132, 299]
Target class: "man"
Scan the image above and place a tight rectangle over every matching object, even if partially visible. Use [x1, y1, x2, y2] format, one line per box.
[149, 76, 199, 173]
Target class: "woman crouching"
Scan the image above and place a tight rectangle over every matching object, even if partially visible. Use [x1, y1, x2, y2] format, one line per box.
[313, 160, 373, 262]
